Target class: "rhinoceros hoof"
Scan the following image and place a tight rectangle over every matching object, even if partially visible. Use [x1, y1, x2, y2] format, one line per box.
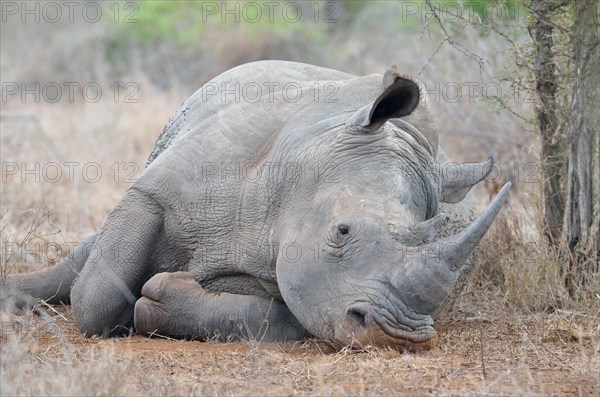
[134, 272, 201, 337]
[133, 296, 160, 336]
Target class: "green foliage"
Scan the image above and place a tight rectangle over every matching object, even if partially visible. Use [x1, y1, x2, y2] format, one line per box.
[132, 2, 205, 46]
[116, 1, 341, 44]
[337, 0, 372, 19]
[473, 0, 520, 22]
[107, 2, 205, 51]
[103, 1, 336, 68]
[419, 0, 523, 23]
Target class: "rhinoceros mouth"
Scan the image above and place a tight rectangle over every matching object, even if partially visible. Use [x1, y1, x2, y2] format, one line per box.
[335, 303, 437, 352]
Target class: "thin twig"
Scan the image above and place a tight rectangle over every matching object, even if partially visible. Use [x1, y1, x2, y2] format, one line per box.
[418, 37, 448, 76]
[147, 330, 179, 341]
[479, 326, 487, 380]
[38, 299, 68, 321]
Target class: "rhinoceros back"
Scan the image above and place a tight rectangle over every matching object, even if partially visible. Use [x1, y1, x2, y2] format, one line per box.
[145, 60, 355, 166]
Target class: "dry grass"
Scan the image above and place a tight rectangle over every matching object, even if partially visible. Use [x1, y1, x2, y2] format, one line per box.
[469, 197, 600, 314]
[1, 303, 598, 396]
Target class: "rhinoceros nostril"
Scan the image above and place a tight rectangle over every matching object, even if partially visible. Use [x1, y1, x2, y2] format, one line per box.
[348, 308, 368, 329]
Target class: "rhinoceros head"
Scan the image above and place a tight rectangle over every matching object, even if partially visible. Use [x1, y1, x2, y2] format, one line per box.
[274, 69, 510, 352]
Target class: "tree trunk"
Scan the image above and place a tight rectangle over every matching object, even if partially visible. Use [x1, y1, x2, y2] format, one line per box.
[564, 0, 600, 296]
[530, 1, 566, 244]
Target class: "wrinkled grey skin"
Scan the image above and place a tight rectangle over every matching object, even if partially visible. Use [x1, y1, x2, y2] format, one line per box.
[5, 61, 509, 351]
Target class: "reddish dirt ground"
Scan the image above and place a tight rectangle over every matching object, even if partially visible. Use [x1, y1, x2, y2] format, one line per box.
[2, 305, 597, 396]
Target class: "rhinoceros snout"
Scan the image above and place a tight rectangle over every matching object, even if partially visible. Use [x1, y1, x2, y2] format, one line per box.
[335, 303, 437, 352]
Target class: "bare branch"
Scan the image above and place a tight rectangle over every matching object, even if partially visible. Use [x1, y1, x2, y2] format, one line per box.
[424, 0, 489, 75]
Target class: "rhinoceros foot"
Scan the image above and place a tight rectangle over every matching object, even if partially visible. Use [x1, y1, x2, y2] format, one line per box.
[134, 272, 204, 338]
[134, 271, 308, 343]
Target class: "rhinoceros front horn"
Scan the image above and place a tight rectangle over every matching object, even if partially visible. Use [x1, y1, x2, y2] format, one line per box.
[400, 182, 511, 314]
[436, 182, 511, 268]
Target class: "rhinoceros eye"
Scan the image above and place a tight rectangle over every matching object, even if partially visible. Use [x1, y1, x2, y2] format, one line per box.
[338, 225, 350, 235]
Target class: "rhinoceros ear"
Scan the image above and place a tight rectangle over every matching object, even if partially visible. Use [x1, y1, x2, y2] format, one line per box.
[440, 156, 495, 203]
[346, 75, 420, 132]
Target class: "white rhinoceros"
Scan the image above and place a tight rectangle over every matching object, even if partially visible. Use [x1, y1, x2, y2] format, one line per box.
[6, 61, 509, 351]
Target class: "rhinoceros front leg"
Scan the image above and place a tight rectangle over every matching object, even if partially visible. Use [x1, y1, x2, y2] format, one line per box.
[70, 188, 164, 337]
[134, 272, 309, 342]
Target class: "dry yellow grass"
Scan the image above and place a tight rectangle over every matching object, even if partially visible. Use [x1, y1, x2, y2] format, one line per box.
[1, 302, 598, 396]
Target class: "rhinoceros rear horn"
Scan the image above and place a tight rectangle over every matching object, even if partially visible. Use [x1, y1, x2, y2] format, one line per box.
[440, 155, 495, 203]
[346, 76, 420, 132]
